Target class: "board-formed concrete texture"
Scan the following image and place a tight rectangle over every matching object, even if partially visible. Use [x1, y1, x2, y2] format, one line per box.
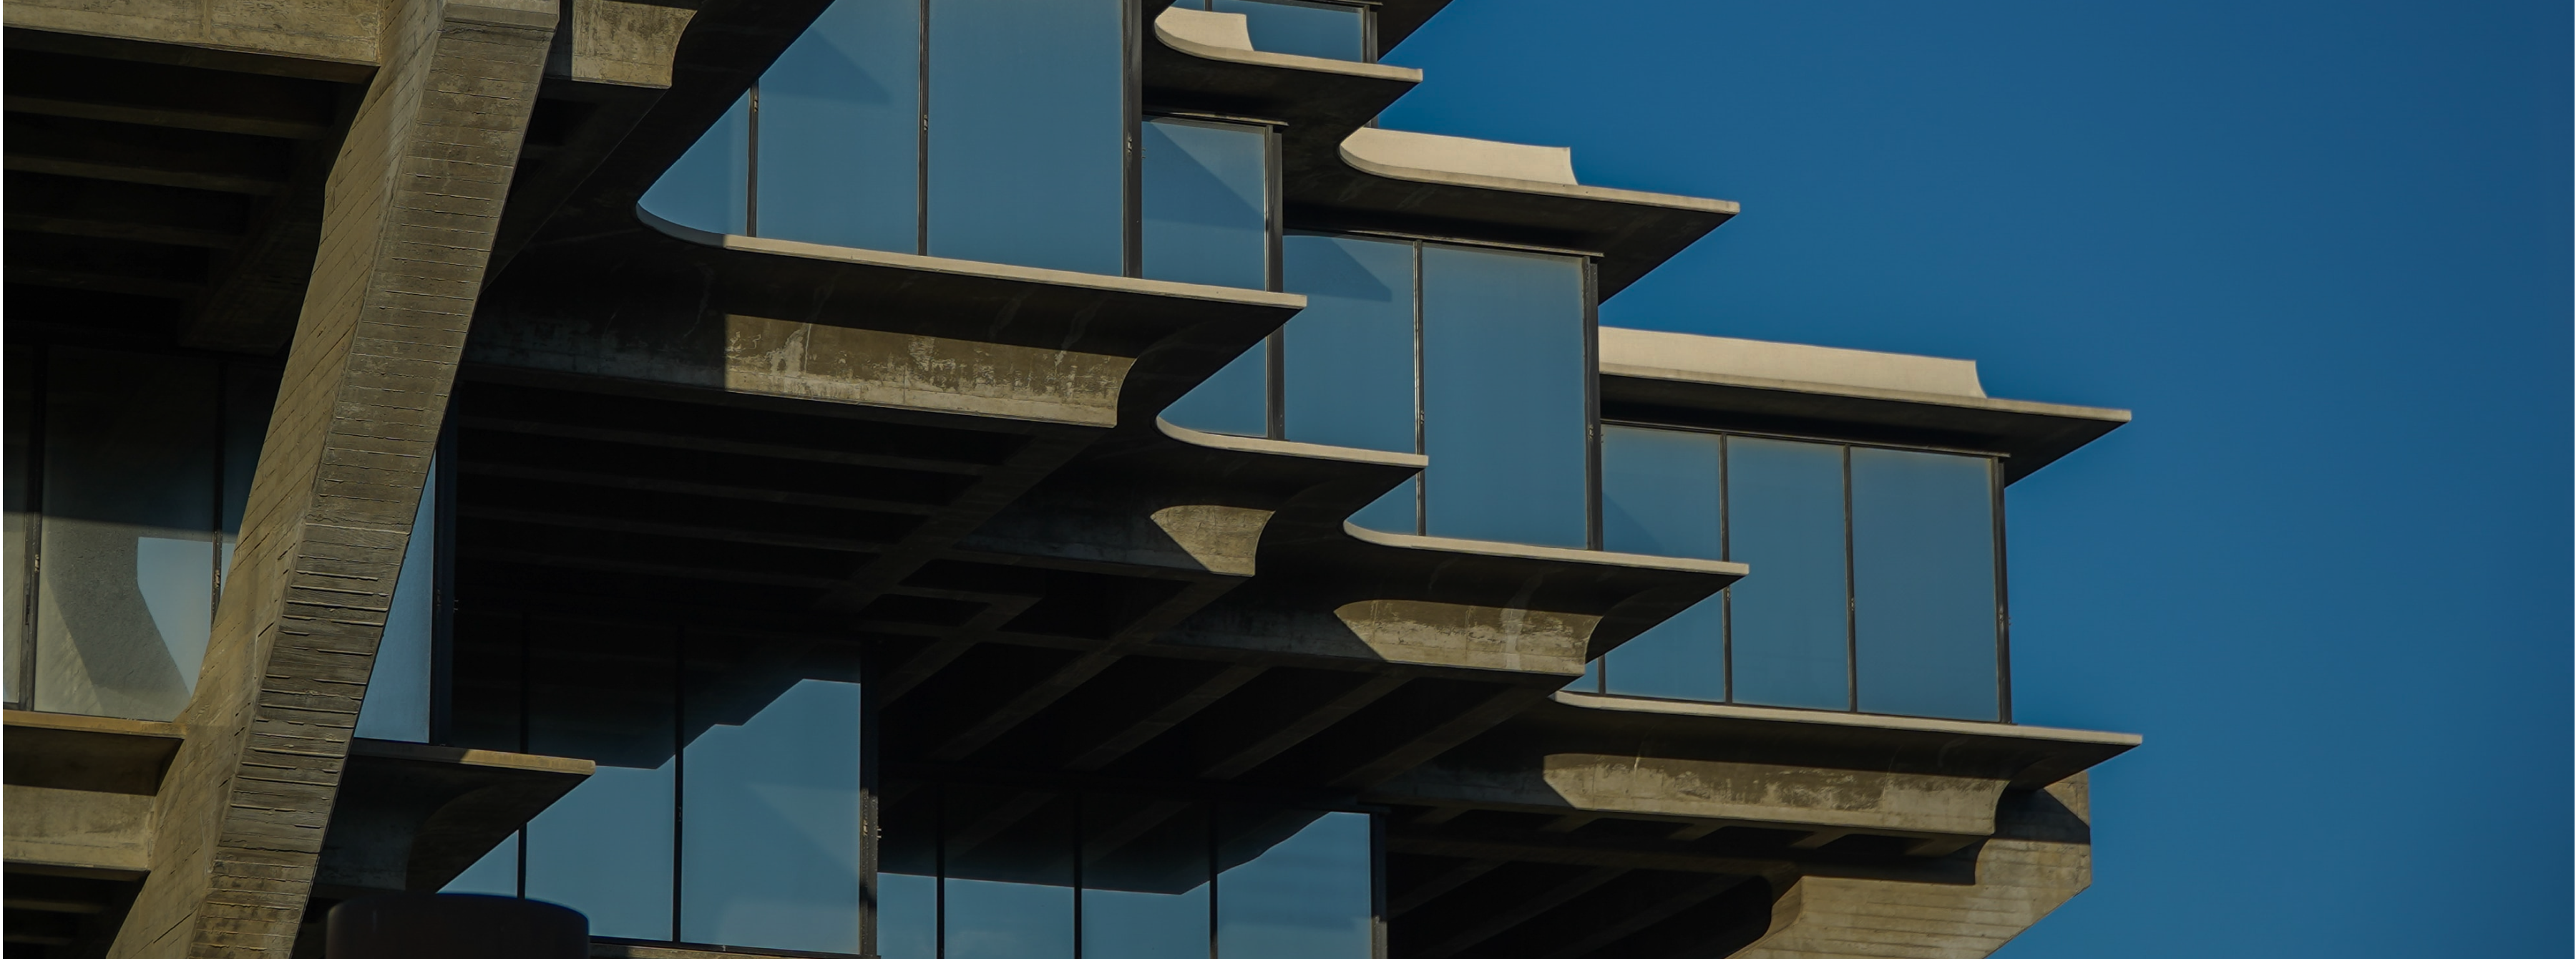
[0, 0, 2137, 957]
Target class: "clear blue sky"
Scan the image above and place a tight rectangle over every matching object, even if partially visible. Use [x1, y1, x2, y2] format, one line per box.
[1380, 1, 2570, 955]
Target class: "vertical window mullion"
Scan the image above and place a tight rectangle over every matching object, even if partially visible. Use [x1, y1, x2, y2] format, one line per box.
[1990, 457, 2013, 723]
[1581, 260, 1601, 551]
[1840, 444, 1857, 713]
[670, 626, 686, 942]
[744, 83, 761, 237]
[916, 0, 932, 255]
[1409, 241, 1425, 535]
[1121, 0, 1143, 277]
[1718, 434, 1732, 704]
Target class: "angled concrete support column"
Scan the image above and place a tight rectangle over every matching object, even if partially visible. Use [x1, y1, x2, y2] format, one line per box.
[1732, 776, 2099, 959]
[109, 0, 557, 955]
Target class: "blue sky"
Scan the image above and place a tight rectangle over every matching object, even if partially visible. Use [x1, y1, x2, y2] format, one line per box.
[1380, 1, 2570, 955]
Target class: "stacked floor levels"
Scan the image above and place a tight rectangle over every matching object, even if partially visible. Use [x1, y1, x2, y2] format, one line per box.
[0, 1, 2138, 957]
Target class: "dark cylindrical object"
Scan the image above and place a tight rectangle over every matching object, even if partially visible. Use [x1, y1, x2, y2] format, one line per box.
[326, 893, 587, 959]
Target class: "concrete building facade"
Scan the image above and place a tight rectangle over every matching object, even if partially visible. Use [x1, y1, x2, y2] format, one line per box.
[0, 0, 2137, 956]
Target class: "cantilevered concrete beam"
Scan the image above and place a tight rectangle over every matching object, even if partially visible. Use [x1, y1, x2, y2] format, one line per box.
[105, 0, 555, 954]
[1730, 777, 2099, 959]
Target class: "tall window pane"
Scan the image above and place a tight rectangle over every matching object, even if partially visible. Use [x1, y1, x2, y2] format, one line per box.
[758, 0, 922, 251]
[1210, 0, 1366, 61]
[1282, 234, 1413, 452]
[640, 94, 751, 235]
[1850, 448, 2000, 720]
[523, 624, 675, 940]
[682, 676, 862, 951]
[1083, 797, 1211, 959]
[927, 0, 1125, 274]
[1161, 342, 1267, 437]
[355, 465, 434, 742]
[944, 786, 1076, 959]
[880, 778, 940, 959]
[1217, 809, 1372, 959]
[1142, 118, 1268, 288]
[3, 346, 30, 706]
[1724, 437, 1848, 711]
[1598, 426, 1722, 701]
[34, 349, 217, 721]
[1420, 245, 1588, 547]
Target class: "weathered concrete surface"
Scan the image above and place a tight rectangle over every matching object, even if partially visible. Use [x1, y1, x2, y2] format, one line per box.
[3, 0, 384, 74]
[106, 0, 555, 953]
[1734, 776, 2099, 959]
[1601, 327, 1991, 399]
[545, 0, 694, 87]
[1375, 754, 2007, 839]
[6, 784, 156, 875]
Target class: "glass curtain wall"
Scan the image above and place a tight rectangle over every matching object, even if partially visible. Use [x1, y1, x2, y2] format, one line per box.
[1164, 235, 1592, 548]
[1144, 116, 1279, 432]
[1176, 0, 1372, 62]
[3, 345, 273, 721]
[879, 782, 1374, 959]
[1590, 426, 2007, 721]
[640, 0, 1131, 277]
[445, 628, 866, 954]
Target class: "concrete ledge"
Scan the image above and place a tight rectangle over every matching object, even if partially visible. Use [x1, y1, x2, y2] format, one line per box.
[318, 739, 595, 895]
[4, 784, 153, 875]
[3, 709, 186, 796]
[1598, 349, 2131, 482]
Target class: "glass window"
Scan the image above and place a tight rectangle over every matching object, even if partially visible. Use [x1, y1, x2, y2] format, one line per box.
[757, 0, 923, 251]
[944, 786, 1078, 959]
[1598, 427, 1722, 701]
[1850, 447, 2000, 721]
[355, 465, 435, 743]
[682, 676, 863, 951]
[1347, 477, 1416, 535]
[3, 346, 29, 706]
[1420, 245, 1589, 548]
[1083, 797, 1211, 959]
[522, 625, 676, 940]
[32, 349, 218, 721]
[927, 0, 1126, 274]
[1216, 809, 1372, 959]
[640, 93, 751, 235]
[1209, 0, 1367, 61]
[1142, 118, 1269, 289]
[1281, 234, 1413, 453]
[1161, 341, 1268, 437]
[1724, 437, 1850, 711]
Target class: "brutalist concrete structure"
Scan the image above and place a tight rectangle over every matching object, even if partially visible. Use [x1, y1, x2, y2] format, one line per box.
[0, 1, 2137, 958]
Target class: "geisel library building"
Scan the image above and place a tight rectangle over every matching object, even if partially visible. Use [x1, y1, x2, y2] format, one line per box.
[0, 0, 2143, 956]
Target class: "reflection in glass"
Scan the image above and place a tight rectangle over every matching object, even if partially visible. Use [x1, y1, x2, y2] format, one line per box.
[1282, 234, 1413, 452]
[927, 0, 1125, 273]
[443, 832, 518, 896]
[879, 871, 938, 959]
[1598, 426, 1724, 700]
[1142, 119, 1268, 288]
[640, 94, 751, 235]
[1347, 477, 1416, 535]
[523, 626, 675, 940]
[683, 678, 862, 952]
[1724, 437, 1850, 711]
[1850, 448, 1999, 720]
[945, 787, 1076, 959]
[758, 0, 922, 251]
[1420, 245, 1589, 548]
[1210, 0, 1367, 61]
[34, 349, 217, 721]
[1083, 797, 1210, 959]
[1218, 809, 1372, 959]
[1162, 341, 1268, 438]
[3, 349, 26, 706]
[356, 467, 435, 742]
